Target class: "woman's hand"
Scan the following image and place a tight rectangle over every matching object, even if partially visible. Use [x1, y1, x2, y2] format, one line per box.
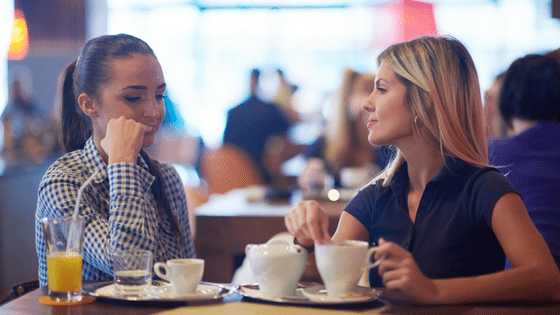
[376, 238, 439, 304]
[100, 116, 151, 164]
[284, 200, 331, 247]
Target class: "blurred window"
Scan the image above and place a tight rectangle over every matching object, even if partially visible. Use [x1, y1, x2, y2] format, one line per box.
[107, 0, 560, 147]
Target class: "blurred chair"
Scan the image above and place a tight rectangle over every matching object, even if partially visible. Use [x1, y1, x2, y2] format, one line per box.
[184, 144, 265, 238]
[200, 144, 264, 195]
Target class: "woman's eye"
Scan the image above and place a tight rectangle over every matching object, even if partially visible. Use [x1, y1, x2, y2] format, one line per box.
[125, 96, 141, 102]
[377, 87, 386, 93]
[156, 94, 167, 101]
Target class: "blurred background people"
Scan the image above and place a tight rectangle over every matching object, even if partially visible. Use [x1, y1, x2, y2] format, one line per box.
[298, 68, 388, 198]
[488, 53, 560, 269]
[222, 68, 302, 189]
[145, 96, 204, 173]
[484, 72, 508, 139]
[271, 68, 300, 125]
[1, 72, 57, 166]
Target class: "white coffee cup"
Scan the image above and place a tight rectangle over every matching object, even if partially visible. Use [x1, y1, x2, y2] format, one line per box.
[315, 240, 382, 297]
[154, 258, 204, 296]
[246, 239, 308, 298]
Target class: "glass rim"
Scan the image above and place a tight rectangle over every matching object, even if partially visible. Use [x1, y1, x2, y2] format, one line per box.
[316, 240, 369, 247]
[112, 249, 153, 257]
[40, 216, 85, 224]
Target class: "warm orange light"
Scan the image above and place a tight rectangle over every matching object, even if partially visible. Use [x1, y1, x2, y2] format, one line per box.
[8, 9, 29, 60]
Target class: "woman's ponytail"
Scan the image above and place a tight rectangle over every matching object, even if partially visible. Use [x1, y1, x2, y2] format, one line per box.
[57, 61, 92, 152]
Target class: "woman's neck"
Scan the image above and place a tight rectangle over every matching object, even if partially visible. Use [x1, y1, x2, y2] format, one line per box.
[92, 134, 109, 165]
[401, 147, 445, 194]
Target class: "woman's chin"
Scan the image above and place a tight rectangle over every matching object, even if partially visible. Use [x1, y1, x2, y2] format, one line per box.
[142, 135, 156, 148]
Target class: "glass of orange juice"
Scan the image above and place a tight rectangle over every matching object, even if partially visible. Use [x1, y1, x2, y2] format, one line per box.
[41, 217, 85, 302]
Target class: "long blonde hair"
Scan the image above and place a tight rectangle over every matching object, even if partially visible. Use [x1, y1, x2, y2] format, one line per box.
[370, 36, 489, 187]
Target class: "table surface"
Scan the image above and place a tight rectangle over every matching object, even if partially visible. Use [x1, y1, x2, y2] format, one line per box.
[195, 188, 347, 217]
[2, 285, 560, 315]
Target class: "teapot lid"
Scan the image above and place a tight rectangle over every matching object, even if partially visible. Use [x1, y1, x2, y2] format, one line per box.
[247, 240, 303, 256]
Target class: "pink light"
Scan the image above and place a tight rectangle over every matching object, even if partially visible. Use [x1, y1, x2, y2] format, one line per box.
[372, 0, 438, 49]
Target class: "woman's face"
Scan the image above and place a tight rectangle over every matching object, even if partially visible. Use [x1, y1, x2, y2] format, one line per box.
[362, 62, 414, 147]
[92, 54, 166, 148]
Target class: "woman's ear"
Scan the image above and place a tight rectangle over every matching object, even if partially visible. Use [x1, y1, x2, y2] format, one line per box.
[78, 93, 99, 118]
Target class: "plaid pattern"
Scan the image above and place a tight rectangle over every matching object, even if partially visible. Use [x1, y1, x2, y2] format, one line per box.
[35, 138, 195, 286]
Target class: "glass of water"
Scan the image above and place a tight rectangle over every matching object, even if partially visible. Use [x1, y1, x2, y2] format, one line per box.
[112, 249, 153, 297]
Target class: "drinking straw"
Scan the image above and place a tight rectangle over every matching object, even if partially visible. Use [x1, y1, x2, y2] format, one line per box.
[67, 170, 100, 253]
[72, 170, 99, 220]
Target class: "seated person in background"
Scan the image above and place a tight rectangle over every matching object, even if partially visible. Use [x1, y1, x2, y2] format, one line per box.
[488, 54, 560, 269]
[145, 96, 204, 170]
[223, 68, 301, 189]
[285, 36, 560, 304]
[483, 72, 508, 139]
[298, 69, 388, 198]
[1, 78, 57, 165]
[35, 34, 196, 286]
[272, 69, 300, 125]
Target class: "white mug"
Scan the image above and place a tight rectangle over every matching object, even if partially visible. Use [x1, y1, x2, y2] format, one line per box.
[315, 240, 382, 297]
[154, 258, 204, 296]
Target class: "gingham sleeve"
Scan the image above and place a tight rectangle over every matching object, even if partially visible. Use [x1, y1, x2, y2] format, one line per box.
[36, 161, 159, 286]
[100, 162, 158, 268]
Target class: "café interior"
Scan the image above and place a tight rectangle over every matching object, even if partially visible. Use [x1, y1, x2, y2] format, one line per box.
[1, 0, 560, 313]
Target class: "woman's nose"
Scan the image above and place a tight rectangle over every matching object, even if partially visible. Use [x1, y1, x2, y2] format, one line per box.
[362, 92, 375, 112]
[144, 98, 161, 118]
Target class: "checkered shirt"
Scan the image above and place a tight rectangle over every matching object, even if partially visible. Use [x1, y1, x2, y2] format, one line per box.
[35, 138, 196, 286]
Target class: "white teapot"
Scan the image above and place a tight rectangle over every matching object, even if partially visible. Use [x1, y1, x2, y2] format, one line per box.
[245, 238, 308, 297]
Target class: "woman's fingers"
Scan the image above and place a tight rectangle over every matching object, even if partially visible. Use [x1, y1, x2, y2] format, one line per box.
[375, 240, 438, 303]
[284, 200, 331, 246]
[101, 117, 149, 163]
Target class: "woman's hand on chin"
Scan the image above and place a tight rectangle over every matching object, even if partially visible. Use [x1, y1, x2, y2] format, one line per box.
[100, 116, 151, 164]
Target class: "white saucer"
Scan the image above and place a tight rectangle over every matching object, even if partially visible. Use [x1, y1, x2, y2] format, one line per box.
[239, 285, 304, 301]
[301, 285, 381, 304]
[91, 282, 224, 301]
[153, 283, 223, 300]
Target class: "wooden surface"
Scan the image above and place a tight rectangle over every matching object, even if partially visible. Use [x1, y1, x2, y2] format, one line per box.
[3, 286, 560, 315]
[194, 189, 346, 283]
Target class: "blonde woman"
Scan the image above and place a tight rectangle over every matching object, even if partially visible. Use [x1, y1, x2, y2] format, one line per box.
[285, 36, 560, 304]
[298, 69, 386, 196]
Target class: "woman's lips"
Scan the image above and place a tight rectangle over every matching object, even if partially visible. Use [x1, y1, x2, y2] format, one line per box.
[367, 120, 377, 128]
